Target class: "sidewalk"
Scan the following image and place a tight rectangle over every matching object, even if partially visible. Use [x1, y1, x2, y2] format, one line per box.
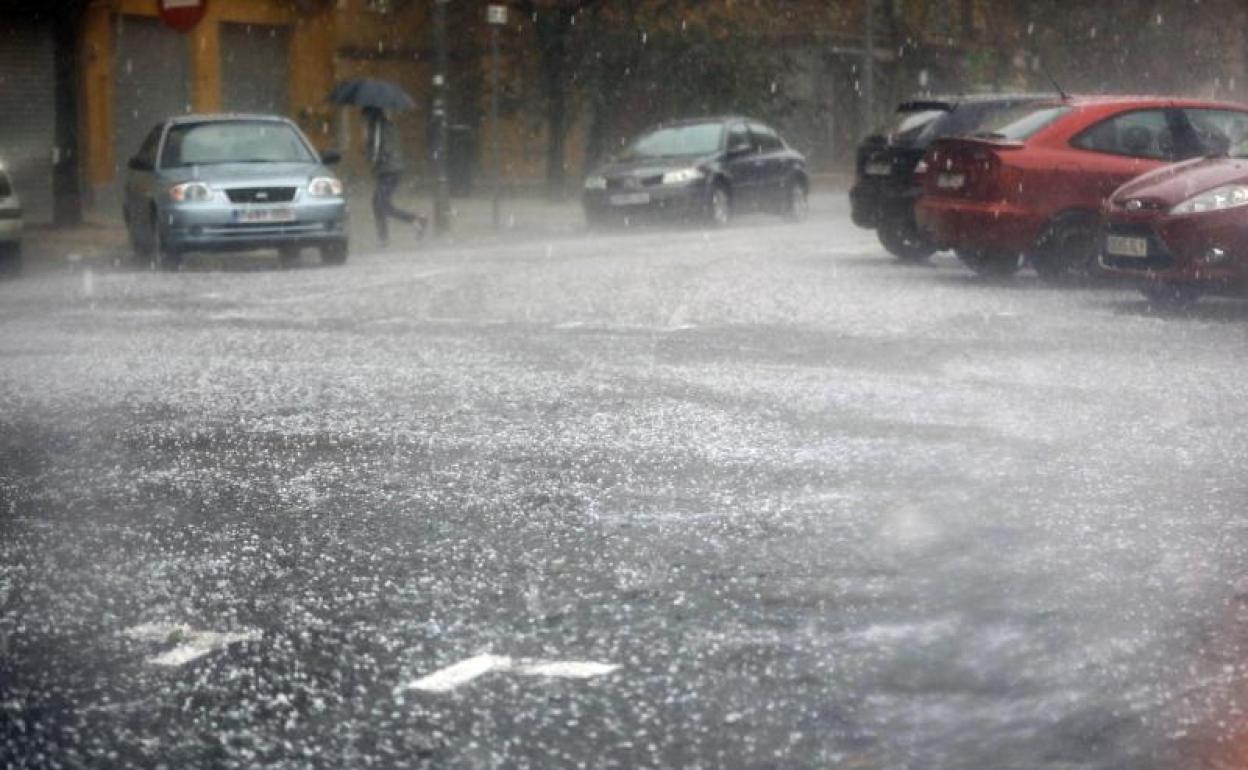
[16, 173, 851, 273]
[17, 190, 588, 273]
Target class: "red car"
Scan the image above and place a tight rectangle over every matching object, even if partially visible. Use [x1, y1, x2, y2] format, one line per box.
[1101, 147, 1248, 305]
[915, 95, 1248, 279]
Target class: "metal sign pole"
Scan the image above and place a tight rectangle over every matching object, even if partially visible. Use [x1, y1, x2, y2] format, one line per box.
[432, 0, 451, 234]
[487, 4, 507, 231]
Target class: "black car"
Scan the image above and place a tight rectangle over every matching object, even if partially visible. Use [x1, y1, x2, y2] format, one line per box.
[582, 117, 809, 227]
[850, 93, 1048, 261]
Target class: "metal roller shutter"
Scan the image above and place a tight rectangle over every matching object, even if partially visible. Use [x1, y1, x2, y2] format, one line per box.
[0, 20, 56, 225]
[113, 15, 190, 173]
[221, 23, 291, 116]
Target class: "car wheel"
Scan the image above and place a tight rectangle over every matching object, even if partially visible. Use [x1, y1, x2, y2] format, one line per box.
[707, 183, 732, 227]
[150, 214, 181, 271]
[278, 246, 302, 269]
[876, 211, 935, 262]
[1031, 212, 1100, 283]
[0, 242, 21, 278]
[783, 180, 809, 222]
[1141, 282, 1202, 309]
[320, 241, 349, 266]
[128, 211, 154, 265]
[956, 248, 1021, 277]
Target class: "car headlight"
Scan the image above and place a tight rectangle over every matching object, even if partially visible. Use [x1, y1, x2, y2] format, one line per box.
[169, 182, 214, 203]
[661, 168, 703, 185]
[308, 177, 344, 198]
[583, 175, 607, 191]
[1170, 184, 1248, 215]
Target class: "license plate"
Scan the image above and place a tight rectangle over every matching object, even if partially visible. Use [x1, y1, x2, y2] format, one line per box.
[1106, 235, 1149, 258]
[936, 172, 965, 189]
[236, 207, 295, 223]
[864, 161, 892, 176]
[609, 192, 650, 206]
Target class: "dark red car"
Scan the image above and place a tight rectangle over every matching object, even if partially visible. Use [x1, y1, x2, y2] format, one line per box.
[1101, 143, 1248, 305]
[915, 96, 1248, 279]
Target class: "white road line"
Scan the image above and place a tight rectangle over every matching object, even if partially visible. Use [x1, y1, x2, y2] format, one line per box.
[122, 622, 260, 667]
[402, 654, 620, 694]
[404, 653, 511, 693]
[510, 659, 621, 679]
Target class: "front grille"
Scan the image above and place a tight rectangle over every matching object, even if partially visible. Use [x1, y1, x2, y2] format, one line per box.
[198, 222, 328, 239]
[606, 178, 642, 192]
[1101, 222, 1175, 271]
[225, 187, 297, 204]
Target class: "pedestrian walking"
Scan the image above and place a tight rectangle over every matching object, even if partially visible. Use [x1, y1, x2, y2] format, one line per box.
[364, 106, 427, 247]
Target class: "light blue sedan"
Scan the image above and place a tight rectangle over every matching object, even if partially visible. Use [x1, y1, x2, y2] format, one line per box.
[123, 114, 349, 270]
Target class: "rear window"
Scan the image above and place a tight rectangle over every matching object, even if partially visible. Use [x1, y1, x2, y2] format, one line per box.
[976, 104, 1071, 141]
[883, 109, 947, 146]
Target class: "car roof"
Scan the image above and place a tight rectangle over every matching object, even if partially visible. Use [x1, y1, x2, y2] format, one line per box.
[656, 116, 760, 128]
[165, 113, 295, 126]
[1043, 94, 1248, 110]
[898, 92, 1055, 111]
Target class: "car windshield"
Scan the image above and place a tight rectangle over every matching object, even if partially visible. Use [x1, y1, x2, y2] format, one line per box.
[975, 104, 1071, 141]
[883, 108, 947, 146]
[159, 121, 316, 168]
[622, 123, 724, 159]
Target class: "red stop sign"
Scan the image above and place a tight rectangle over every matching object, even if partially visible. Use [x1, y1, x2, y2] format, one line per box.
[158, 0, 208, 33]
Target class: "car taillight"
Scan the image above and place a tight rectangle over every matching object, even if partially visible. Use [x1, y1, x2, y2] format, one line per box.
[926, 148, 997, 199]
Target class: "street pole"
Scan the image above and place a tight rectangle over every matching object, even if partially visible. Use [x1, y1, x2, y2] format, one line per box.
[487, 4, 507, 230]
[432, 0, 451, 235]
[863, 0, 875, 140]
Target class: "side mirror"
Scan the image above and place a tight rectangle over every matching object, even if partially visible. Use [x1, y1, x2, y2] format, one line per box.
[320, 149, 342, 166]
[727, 143, 753, 158]
[128, 156, 152, 171]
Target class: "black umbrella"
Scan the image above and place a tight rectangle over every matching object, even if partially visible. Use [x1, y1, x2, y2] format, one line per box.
[328, 78, 416, 111]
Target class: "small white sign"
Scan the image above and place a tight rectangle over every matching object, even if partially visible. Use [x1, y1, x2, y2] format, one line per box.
[487, 5, 509, 25]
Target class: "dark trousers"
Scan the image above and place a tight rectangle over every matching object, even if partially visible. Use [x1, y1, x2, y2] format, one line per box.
[372, 172, 421, 243]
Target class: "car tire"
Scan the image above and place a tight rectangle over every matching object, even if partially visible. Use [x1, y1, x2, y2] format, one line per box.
[1031, 211, 1100, 283]
[150, 215, 181, 271]
[320, 241, 349, 266]
[0, 242, 21, 278]
[707, 182, 732, 228]
[783, 179, 809, 222]
[1141, 282, 1202, 309]
[877, 211, 935, 262]
[956, 248, 1021, 277]
[585, 208, 610, 230]
[128, 210, 154, 266]
[278, 246, 302, 269]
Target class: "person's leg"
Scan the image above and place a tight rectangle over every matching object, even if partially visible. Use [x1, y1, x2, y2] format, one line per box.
[378, 173, 423, 230]
[372, 175, 392, 245]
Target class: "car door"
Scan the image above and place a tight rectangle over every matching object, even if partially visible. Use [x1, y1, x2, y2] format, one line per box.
[1066, 108, 1176, 206]
[747, 121, 789, 210]
[124, 124, 164, 235]
[722, 121, 761, 209]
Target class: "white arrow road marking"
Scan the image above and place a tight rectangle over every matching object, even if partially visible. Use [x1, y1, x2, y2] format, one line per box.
[122, 622, 260, 667]
[404, 653, 511, 693]
[402, 654, 620, 694]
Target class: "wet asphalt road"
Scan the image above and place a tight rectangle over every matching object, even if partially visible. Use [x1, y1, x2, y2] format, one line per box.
[3, 194, 1248, 769]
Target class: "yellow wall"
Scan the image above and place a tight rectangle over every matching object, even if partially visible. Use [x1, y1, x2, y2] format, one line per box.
[80, 0, 337, 189]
